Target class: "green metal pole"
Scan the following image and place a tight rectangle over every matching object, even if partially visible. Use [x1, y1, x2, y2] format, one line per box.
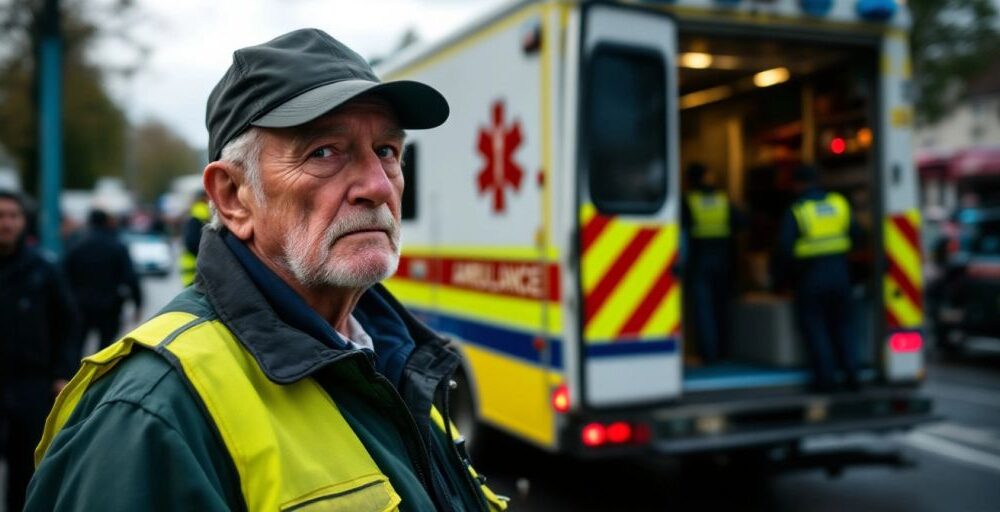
[38, 0, 63, 255]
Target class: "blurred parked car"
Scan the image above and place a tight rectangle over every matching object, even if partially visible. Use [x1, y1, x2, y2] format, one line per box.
[120, 231, 173, 278]
[929, 206, 1000, 354]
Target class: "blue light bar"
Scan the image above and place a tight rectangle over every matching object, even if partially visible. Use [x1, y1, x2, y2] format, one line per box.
[856, 0, 897, 21]
[800, 0, 834, 17]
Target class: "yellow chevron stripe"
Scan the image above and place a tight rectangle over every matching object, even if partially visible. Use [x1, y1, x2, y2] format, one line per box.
[885, 218, 922, 289]
[884, 276, 923, 327]
[384, 277, 562, 336]
[586, 226, 675, 340]
[580, 202, 597, 225]
[581, 220, 641, 294]
[642, 280, 682, 338]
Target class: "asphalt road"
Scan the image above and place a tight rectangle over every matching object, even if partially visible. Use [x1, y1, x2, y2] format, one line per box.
[5, 269, 1000, 511]
[473, 349, 1000, 512]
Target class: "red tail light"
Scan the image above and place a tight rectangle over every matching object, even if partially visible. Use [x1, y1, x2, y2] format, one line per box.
[606, 422, 632, 444]
[552, 384, 570, 413]
[581, 423, 606, 447]
[889, 332, 923, 353]
[830, 137, 847, 154]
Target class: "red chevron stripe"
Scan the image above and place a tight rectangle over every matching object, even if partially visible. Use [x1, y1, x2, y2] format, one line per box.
[617, 253, 678, 337]
[885, 308, 901, 329]
[584, 228, 658, 325]
[891, 215, 920, 251]
[887, 254, 923, 310]
[582, 213, 612, 251]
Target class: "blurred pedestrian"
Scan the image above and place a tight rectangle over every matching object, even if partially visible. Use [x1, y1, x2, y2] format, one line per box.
[27, 29, 505, 511]
[0, 189, 81, 511]
[179, 191, 210, 286]
[64, 209, 143, 349]
[776, 165, 863, 391]
[682, 163, 743, 364]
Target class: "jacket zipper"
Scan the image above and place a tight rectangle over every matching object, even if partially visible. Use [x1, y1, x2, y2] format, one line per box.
[437, 378, 492, 511]
[347, 353, 445, 510]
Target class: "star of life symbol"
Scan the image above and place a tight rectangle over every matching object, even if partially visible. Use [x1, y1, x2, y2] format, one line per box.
[476, 100, 524, 213]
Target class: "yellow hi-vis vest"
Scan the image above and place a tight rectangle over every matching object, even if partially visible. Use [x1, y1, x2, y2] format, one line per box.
[686, 191, 731, 238]
[791, 192, 852, 258]
[179, 201, 211, 286]
[36, 312, 507, 511]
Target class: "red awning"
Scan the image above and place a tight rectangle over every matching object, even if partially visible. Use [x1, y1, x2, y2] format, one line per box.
[949, 146, 1000, 179]
[916, 148, 953, 179]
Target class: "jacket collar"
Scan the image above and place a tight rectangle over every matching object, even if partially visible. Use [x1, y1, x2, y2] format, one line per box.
[194, 228, 456, 388]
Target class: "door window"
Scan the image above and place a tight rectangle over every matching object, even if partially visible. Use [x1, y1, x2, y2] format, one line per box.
[585, 44, 668, 214]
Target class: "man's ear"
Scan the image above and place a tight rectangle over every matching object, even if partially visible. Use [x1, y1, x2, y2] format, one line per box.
[203, 161, 254, 240]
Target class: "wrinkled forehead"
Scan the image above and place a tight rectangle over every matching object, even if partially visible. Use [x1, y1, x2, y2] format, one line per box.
[272, 94, 406, 149]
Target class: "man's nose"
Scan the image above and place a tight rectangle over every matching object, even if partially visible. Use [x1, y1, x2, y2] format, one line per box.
[347, 149, 394, 207]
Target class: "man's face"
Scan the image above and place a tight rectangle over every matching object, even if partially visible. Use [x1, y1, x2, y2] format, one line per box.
[250, 97, 405, 289]
[0, 198, 26, 253]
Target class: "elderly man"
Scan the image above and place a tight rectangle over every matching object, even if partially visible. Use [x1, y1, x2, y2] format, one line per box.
[27, 29, 506, 511]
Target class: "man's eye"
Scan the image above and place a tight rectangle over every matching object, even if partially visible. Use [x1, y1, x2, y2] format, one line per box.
[310, 147, 334, 158]
[376, 146, 398, 160]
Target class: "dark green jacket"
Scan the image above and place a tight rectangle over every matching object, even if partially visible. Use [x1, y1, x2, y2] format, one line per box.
[27, 229, 494, 511]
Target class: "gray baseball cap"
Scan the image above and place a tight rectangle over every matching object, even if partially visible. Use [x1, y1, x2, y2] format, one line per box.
[206, 28, 448, 161]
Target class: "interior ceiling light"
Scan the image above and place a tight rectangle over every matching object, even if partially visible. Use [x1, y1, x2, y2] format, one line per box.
[680, 52, 713, 69]
[753, 67, 791, 87]
[680, 85, 734, 109]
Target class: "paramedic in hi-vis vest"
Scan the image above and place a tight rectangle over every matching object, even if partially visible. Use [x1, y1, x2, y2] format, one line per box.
[178, 191, 210, 286]
[777, 164, 863, 392]
[681, 163, 743, 364]
[27, 29, 506, 511]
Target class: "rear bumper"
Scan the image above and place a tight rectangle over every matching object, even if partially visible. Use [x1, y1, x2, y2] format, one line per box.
[564, 388, 936, 457]
[653, 411, 938, 454]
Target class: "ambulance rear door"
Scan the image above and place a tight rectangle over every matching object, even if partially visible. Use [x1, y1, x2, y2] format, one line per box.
[574, 4, 682, 409]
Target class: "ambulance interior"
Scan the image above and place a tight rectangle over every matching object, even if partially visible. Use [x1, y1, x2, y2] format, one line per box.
[675, 34, 881, 392]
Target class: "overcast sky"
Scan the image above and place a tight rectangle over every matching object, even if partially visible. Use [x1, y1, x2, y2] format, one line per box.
[96, 0, 508, 149]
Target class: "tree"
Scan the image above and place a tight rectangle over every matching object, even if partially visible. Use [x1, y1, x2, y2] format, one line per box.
[910, 0, 1000, 123]
[0, 0, 143, 194]
[132, 119, 200, 203]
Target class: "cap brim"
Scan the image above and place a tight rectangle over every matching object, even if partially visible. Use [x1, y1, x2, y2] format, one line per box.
[251, 79, 449, 129]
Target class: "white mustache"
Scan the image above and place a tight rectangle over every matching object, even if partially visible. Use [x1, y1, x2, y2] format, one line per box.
[321, 206, 399, 248]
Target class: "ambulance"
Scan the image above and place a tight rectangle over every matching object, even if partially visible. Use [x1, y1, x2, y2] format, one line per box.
[378, 0, 934, 463]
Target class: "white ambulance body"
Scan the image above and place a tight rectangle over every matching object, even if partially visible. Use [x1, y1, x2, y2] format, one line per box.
[379, 0, 933, 459]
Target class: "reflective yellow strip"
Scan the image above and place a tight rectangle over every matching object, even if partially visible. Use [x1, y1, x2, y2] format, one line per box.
[643, 281, 682, 338]
[885, 217, 922, 290]
[35, 312, 199, 466]
[580, 202, 598, 226]
[884, 276, 922, 327]
[586, 225, 676, 340]
[428, 408, 509, 511]
[385, 277, 562, 336]
[540, 3, 555, 251]
[462, 342, 556, 449]
[167, 320, 396, 511]
[581, 220, 640, 293]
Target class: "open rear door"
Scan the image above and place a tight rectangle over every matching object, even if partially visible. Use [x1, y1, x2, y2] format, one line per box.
[576, 4, 682, 408]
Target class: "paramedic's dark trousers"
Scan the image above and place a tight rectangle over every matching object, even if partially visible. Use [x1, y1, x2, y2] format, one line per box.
[794, 285, 858, 390]
[690, 257, 731, 363]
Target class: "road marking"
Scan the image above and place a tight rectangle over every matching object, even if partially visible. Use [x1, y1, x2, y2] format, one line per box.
[923, 382, 1000, 410]
[921, 423, 1000, 452]
[903, 431, 1000, 474]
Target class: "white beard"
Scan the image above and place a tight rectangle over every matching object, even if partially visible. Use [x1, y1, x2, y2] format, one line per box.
[282, 204, 400, 289]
